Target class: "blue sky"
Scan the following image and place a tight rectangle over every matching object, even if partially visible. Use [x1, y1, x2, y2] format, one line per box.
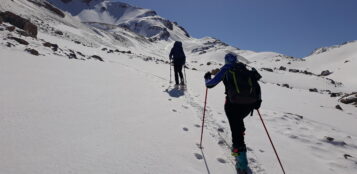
[114, 0, 357, 58]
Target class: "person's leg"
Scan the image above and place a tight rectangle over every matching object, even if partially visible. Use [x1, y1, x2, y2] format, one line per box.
[225, 102, 252, 171]
[224, 103, 252, 152]
[173, 65, 179, 85]
[225, 102, 245, 150]
[177, 65, 184, 84]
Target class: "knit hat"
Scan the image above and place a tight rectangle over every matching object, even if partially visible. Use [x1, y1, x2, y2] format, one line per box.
[224, 53, 238, 64]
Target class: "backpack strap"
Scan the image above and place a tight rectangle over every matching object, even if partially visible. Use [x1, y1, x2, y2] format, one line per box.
[229, 70, 240, 94]
[248, 77, 253, 94]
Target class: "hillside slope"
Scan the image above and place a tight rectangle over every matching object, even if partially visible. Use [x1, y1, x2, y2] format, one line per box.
[297, 41, 357, 89]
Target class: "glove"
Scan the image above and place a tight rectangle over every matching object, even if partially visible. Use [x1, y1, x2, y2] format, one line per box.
[253, 99, 262, 110]
[204, 72, 212, 80]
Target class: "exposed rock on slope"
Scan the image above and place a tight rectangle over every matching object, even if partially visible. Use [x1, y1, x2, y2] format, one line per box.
[0, 11, 38, 37]
[340, 92, 357, 105]
[27, 0, 65, 18]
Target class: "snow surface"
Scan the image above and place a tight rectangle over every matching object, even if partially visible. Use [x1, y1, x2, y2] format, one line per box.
[1, 0, 357, 174]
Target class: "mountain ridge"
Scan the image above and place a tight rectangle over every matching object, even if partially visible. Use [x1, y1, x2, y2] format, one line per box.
[47, 0, 190, 40]
[308, 40, 357, 56]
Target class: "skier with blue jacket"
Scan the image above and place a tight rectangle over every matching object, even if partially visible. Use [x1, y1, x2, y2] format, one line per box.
[204, 53, 262, 173]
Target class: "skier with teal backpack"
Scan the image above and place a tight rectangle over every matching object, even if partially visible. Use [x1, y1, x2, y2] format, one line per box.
[204, 53, 262, 174]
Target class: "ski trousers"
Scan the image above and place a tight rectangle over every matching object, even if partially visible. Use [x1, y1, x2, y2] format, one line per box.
[174, 64, 184, 85]
[224, 99, 253, 152]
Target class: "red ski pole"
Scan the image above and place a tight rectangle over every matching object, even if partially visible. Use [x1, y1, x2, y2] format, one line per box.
[257, 109, 286, 174]
[199, 88, 209, 149]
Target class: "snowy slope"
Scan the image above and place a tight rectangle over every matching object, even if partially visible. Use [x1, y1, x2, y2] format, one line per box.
[1, 0, 357, 174]
[296, 41, 357, 89]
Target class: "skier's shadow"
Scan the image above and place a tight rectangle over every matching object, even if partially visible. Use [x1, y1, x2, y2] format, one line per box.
[165, 87, 184, 98]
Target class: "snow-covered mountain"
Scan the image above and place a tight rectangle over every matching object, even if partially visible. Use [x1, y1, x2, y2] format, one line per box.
[1, 1, 357, 174]
[297, 41, 357, 88]
[47, 0, 190, 41]
[309, 41, 357, 56]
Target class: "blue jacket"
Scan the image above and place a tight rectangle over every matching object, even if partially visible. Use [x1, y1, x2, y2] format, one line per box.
[205, 64, 233, 88]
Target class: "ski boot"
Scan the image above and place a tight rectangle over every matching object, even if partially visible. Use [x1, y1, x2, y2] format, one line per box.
[232, 149, 248, 174]
[180, 80, 186, 90]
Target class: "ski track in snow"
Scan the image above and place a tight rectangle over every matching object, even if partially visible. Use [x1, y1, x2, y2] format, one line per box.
[181, 90, 266, 174]
[108, 56, 267, 173]
[108, 55, 357, 174]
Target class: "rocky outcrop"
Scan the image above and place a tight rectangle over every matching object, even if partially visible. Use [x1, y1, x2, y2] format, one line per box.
[330, 92, 342, 98]
[335, 105, 343, 111]
[43, 42, 59, 51]
[67, 50, 77, 59]
[192, 39, 229, 54]
[158, 28, 170, 40]
[151, 17, 173, 30]
[279, 66, 286, 71]
[173, 22, 190, 37]
[261, 68, 273, 72]
[289, 69, 300, 73]
[89, 55, 103, 61]
[6, 42, 15, 47]
[6, 26, 15, 32]
[25, 48, 39, 56]
[8, 37, 29, 45]
[43, 2, 65, 18]
[27, 0, 65, 18]
[320, 70, 332, 76]
[302, 70, 313, 75]
[0, 11, 38, 38]
[309, 88, 318, 92]
[55, 30, 63, 35]
[282, 84, 290, 88]
[339, 92, 357, 104]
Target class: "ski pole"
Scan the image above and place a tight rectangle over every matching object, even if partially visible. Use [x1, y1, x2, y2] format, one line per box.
[257, 109, 286, 174]
[169, 60, 172, 83]
[199, 88, 209, 149]
[184, 64, 187, 85]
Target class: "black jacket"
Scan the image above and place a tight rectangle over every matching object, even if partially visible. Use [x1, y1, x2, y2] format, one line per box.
[169, 41, 186, 66]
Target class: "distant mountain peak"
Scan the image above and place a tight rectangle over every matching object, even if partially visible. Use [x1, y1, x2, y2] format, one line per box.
[48, 0, 188, 41]
[309, 40, 357, 56]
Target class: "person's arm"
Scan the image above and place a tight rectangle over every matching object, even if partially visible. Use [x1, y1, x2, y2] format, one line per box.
[205, 64, 231, 88]
[182, 50, 186, 65]
[169, 48, 174, 60]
